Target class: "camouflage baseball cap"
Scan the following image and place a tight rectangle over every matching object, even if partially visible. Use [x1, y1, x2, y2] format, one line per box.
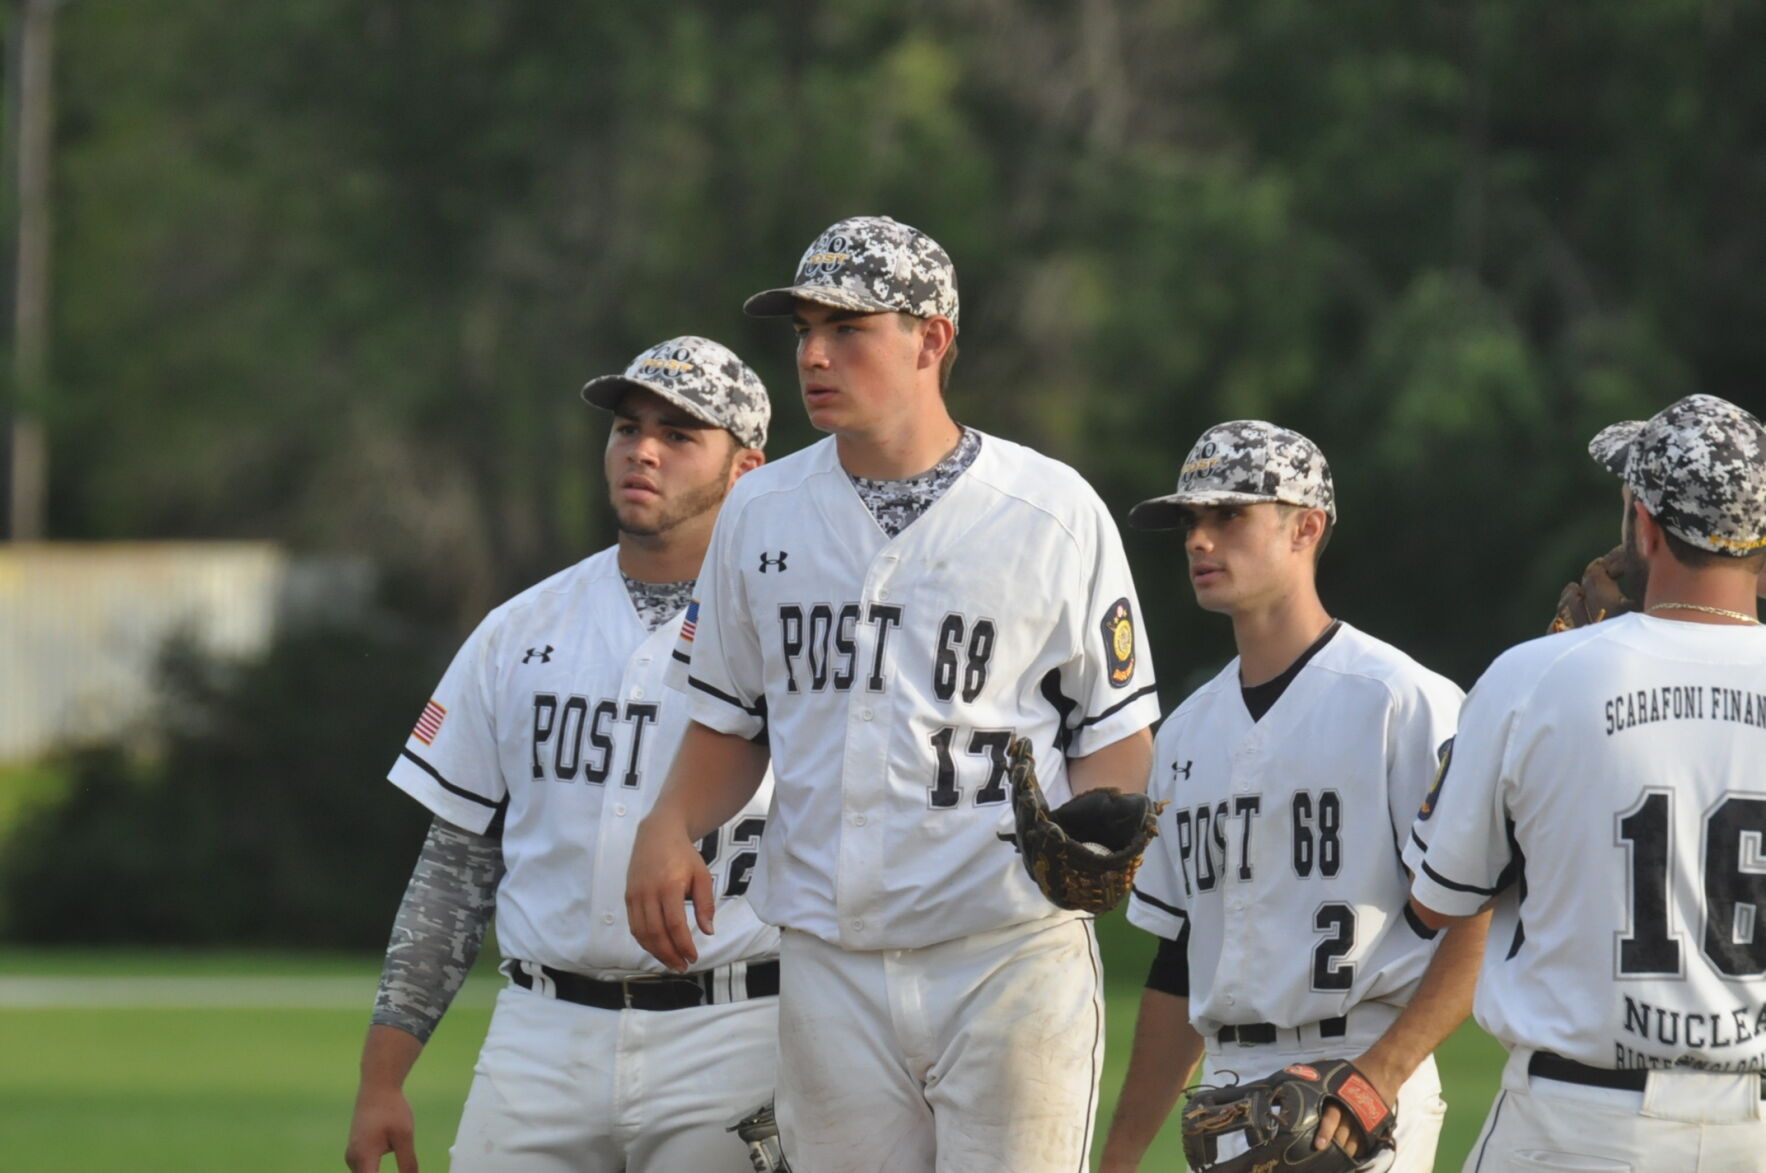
[581, 335, 770, 449]
[1589, 393, 1766, 554]
[743, 215, 960, 329]
[1129, 420, 1336, 530]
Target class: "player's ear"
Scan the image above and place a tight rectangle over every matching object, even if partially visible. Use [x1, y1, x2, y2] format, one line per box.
[730, 446, 765, 483]
[915, 315, 955, 375]
[1632, 500, 1662, 558]
[1291, 507, 1326, 553]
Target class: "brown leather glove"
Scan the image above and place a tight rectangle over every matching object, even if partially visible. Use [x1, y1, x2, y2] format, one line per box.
[1550, 545, 1640, 633]
[996, 737, 1163, 914]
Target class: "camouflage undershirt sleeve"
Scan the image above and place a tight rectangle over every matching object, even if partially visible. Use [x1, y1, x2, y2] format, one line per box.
[370, 815, 504, 1043]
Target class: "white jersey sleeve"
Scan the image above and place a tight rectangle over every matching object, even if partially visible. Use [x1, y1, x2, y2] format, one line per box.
[1063, 484, 1160, 757]
[1126, 714, 1195, 941]
[389, 612, 509, 834]
[671, 481, 767, 741]
[1386, 669, 1464, 870]
[1408, 649, 1532, 918]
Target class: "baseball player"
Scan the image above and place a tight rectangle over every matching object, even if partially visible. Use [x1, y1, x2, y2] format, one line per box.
[344, 336, 780, 1173]
[625, 215, 1161, 1172]
[1100, 421, 1465, 1173]
[1409, 393, 1766, 1172]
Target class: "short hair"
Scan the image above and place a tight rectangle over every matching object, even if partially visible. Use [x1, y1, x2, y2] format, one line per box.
[1662, 526, 1766, 573]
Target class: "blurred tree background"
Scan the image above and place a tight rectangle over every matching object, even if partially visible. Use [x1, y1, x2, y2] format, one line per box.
[4, 0, 1763, 943]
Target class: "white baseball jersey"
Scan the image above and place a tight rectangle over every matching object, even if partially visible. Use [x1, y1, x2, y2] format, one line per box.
[1411, 613, 1766, 1072]
[389, 547, 778, 978]
[672, 431, 1161, 951]
[1129, 623, 1462, 1036]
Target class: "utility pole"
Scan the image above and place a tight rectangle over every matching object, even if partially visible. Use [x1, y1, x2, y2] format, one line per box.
[7, 0, 56, 541]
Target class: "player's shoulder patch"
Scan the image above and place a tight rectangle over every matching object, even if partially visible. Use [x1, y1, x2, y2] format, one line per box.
[1101, 597, 1136, 688]
[412, 698, 447, 745]
[1416, 736, 1454, 822]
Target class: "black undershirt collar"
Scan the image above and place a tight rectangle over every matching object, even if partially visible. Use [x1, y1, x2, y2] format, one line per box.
[1240, 619, 1342, 723]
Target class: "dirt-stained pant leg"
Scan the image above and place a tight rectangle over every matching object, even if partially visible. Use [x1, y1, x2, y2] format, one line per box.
[776, 916, 1101, 1173]
[776, 929, 939, 1173]
[925, 916, 1104, 1173]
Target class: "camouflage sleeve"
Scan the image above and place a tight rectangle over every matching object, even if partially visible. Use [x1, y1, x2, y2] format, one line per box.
[370, 815, 504, 1043]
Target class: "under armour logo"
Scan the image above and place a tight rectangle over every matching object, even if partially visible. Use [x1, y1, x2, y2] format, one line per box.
[758, 551, 789, 573]
[522, 646, 554, 664]
[1171, 760, 1193, 780]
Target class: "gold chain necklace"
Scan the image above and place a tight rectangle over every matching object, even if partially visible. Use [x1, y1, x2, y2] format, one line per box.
[1646, 602, 1760, 624]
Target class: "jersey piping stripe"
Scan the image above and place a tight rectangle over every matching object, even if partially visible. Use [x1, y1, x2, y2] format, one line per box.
[1078, 921, 1104, 1173]
[399, 749, 502, 810]
[671, 648, 691, 665]
[1469, 1090, 1506, 1173]
[1402, 902, 1440, 940]
[1409, 828, 1429, 856]
[1419, 858, 1502, 896]
[687, 674, 766, 717]
[1130, 885, 1188, 921]
[1078, 683, 1158, 728]
[1039, 668, 1078, 754]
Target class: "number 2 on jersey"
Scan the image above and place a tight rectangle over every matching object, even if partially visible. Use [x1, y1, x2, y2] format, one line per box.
[697, 817, 767, 898]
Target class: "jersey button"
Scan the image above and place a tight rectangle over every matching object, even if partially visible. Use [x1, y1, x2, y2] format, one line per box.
[614, 803, 627, 816]
[853, 814, 868, 827]
[631, 687, 645, 700]
[860, 708, 874, 721]
[601, 914, 615, 925]
[851, 919, 864, 932]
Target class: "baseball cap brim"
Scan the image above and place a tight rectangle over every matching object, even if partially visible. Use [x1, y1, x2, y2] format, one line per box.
[1589, 420, 1645, 478]
[743, 285, 900, 318]
[1128, 490, 1278, 531]
[579, 375, 725, 431]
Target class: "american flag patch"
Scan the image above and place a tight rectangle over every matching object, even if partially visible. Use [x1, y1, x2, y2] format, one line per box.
[413, 699, 446, 745]
[680, 599, 699, 643]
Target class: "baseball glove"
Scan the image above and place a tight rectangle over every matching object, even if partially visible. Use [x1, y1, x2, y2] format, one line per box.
[996, 736, 1162, 914]
[1182, 1059, 1396, 1172]
[1550, 545, 1640, 633]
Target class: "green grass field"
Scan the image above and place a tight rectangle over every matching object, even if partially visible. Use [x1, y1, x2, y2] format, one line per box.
[0, 917, 1504, 1171]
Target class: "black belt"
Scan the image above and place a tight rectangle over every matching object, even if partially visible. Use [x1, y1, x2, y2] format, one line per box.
[506, 959, 779, 1011]
[1529, 1052, 1766, 1099]
[1218, 1016, 1347, 1046]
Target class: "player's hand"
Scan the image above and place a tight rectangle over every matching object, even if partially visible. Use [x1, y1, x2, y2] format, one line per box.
[1313, 1051, 1400, 1156]
[626, 811, 715, 973]
[344, 1083, 418, 1173]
